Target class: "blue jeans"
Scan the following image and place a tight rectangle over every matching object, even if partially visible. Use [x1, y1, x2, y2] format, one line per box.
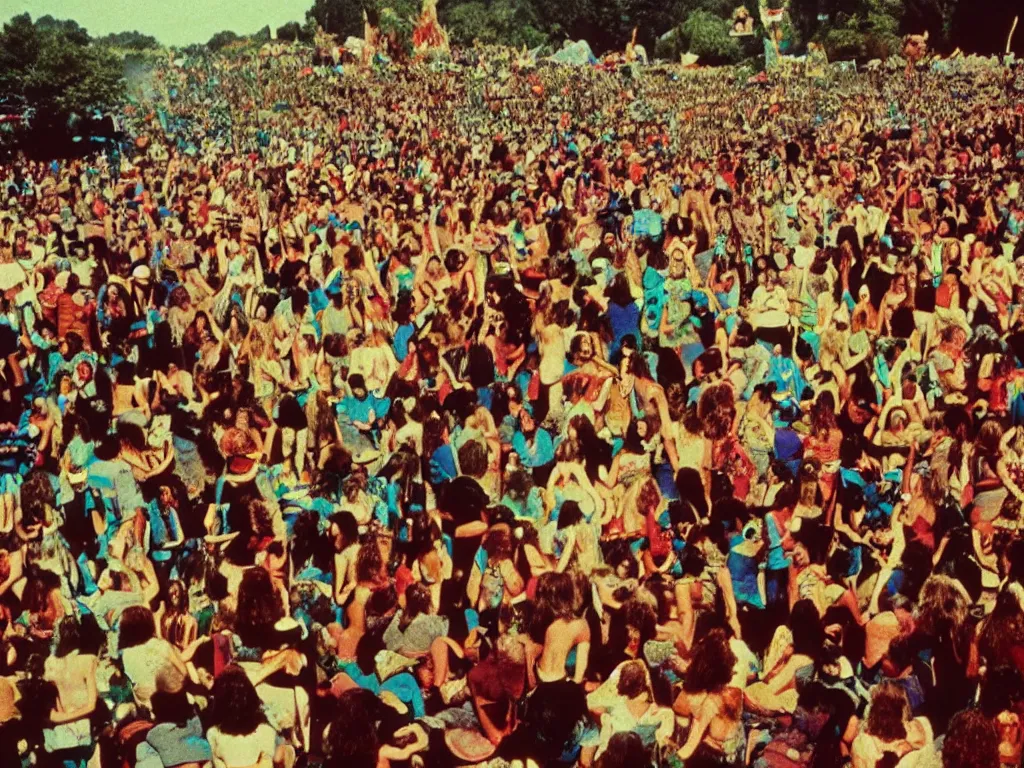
[765, 568, 788, 608]
[653, 462, 679, 501]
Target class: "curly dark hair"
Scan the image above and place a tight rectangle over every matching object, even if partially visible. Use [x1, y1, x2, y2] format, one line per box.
[55, 616, 83, 658]
[622, 598, 657, 646]
[235, 567, 285, 649]
[865, 682, 910, 742]
[683, 629, 736, 695]
[595, 731, 651, 768]
[208, 666, 268, 736]
[697, 383, 736, 441]
[355, 539, 384, 583]
[941, 709, 1000, 768]
[19, 471, 55, 528]
[325, 689, 391, 768]
[616, 660, 650, 700]
[118, 605, 157, 650]
[457, 439, 488, 478]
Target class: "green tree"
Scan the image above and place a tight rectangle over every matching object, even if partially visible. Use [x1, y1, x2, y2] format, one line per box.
[818, 0, 902, 59]
[378, 0, 421, 52]
[276, 21, 315, 42]
[95, 30, 161, 50]
[34, 15, 90, 45]
[306, 0, 369, 40]
[444, 0, 548, 48]
[677, 9, 742, 64]
[250, 26, 273, 43]
[206, 30, 242, 50]
[0, 14, 123, 150]
[531, 0, 608, 51]
[902, 0, 959, 51]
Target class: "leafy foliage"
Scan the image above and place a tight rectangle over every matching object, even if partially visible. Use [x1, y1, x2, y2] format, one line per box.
[679, 9, 743, 64]
[803, 0, 903, 60]
[276, 21, 316, 43]
[95, 30, 161, 50]
[443, 0, 548, 48]
[206, 30, 244, 50]
[33, 15, 91, 46]
[902, 0, 959, 50]
[273, 0, 1014, 61]
[250, 26, 273, 43]
[307, 0, 371, 40]
[0, 14, 124, 132]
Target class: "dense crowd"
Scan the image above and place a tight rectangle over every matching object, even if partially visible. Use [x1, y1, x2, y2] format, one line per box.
[0, 39, 1023, 768]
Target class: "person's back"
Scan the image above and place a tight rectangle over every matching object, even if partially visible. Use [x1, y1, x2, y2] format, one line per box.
[538, 614, 590, 683]
[534, 314, 566, 384]
[122, 636, 185, 711]
[45, 651, 95, 713]
[680, 686, 744, 762]
[703, 687, 743, 752]
[208, 722, 277, 768]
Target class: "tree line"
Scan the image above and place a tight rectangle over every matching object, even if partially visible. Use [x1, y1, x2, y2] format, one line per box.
[0, 2, 1020, 155]
[306, 0, 1021, 62]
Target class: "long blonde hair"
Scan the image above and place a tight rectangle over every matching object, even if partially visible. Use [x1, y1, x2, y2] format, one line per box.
[916, 574, 971, 659]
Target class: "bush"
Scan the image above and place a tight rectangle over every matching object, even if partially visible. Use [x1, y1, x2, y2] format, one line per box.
[679, 10, 742, 64]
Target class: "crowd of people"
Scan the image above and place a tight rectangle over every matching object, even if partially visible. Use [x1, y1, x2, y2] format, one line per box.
[0, 37, 1022, 768]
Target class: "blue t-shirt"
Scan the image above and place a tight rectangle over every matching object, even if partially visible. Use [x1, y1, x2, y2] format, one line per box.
[608, 301, 641, 360]
[392, 323, 415, 362]
[632, 208, 663, 240]
[512, 428, 556, 468]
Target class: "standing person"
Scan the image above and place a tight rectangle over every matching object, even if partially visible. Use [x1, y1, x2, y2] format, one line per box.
[42, 616, 101, 768]
[532, 302, 568, 424]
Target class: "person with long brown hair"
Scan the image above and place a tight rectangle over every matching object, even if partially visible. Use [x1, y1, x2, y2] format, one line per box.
[851, 682, 933, 768]
[674, 629, 744, 764]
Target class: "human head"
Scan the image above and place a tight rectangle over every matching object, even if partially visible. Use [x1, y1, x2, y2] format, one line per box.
[616, 660, 650, 701]
[348, 374, 367, 399]
[866, 682, 910, 742]
[942, 709, 999, 768]
[405, 582, 432, 619]
[208, 666, 268, 736]
[356, 537, 384, 582]
[118, 605, 157, 650]
[324, 689, 389, 768]
[55, 615, 83, 658]
[329, 511, 359, 551]
[236, 567, 285, 636]
[594, 732, 650, 768]
[683, 629, 735, 694]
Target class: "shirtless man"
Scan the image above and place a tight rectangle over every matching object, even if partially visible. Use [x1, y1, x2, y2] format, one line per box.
[530, 573, 591, 685]
[536, 615, 590, 684]
[43, 616, 100, 760]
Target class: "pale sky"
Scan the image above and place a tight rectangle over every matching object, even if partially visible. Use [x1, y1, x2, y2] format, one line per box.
[0, 0, 312, 47]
